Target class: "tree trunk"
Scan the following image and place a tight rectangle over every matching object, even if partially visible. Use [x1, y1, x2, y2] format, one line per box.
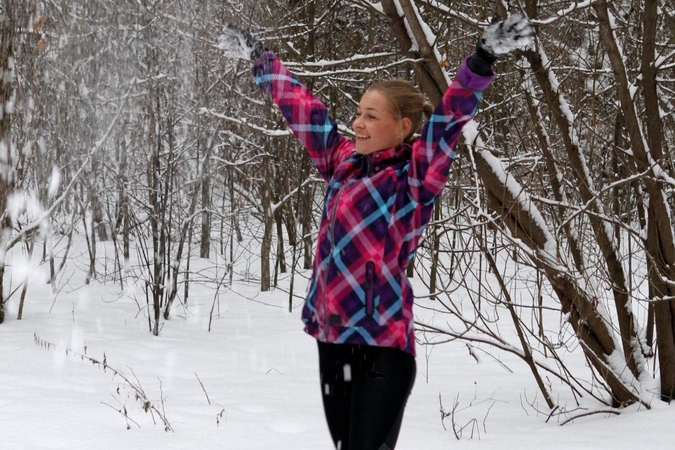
[0, 0, 16, 324]
[428, 200, 441, 300]
[275, 209, 287, 274]
[200, 171, 211, 258]
[381, 0, 444, 104]
[260, 157, 273, 292]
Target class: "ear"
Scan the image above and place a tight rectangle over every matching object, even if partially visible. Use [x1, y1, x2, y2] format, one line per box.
[400, 117, 412, 140]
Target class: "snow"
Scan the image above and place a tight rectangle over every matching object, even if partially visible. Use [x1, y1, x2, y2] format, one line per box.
[48, 164, 61, 198]
[343, 363, 352, 382]
[2, 236, 675, 450]
[7, 191, 46, 225]
[217, 27, 257, 62]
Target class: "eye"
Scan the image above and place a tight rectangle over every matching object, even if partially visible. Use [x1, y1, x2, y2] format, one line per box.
[354, 111, 377, 121]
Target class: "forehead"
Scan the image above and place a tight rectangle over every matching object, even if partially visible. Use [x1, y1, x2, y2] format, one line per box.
[358, 90, 393, 111]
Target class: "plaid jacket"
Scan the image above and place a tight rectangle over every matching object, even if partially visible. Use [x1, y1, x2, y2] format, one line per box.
[253, 52, 493, 356]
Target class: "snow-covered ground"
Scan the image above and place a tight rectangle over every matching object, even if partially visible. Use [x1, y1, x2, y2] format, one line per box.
[1, 238, 673, 449]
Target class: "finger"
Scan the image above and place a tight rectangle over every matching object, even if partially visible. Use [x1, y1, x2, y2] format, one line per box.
[505, 19, 528, 34]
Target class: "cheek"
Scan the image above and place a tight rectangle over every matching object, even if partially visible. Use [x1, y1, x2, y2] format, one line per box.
[376, 121, 391, 134]
[383, 121, 401, 138]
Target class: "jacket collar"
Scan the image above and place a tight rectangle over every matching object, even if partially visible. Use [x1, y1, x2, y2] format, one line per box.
[352, 144, 411, 176]
[365, 144, 411, 165]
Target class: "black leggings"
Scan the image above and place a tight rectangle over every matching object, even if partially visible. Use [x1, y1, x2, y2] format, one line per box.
[317, 341, 416, 450]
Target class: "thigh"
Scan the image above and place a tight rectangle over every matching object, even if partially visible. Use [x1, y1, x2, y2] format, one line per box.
[350, 346, 416, 450]
[317, 341, 359, 449]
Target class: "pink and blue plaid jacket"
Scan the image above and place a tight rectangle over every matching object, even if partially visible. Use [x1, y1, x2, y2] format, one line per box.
[253, 52, 493, 356]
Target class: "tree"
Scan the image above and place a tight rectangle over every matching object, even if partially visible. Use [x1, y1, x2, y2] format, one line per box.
[0, 0, 18, 324]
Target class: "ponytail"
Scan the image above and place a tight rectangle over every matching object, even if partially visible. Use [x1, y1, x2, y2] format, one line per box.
[422, 102, 434, 120]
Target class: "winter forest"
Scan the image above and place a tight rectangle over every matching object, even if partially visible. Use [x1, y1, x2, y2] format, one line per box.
[2, 0, 675, 441]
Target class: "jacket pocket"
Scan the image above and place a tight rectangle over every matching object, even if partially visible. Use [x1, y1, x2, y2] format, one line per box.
[365, 261, 375, 316]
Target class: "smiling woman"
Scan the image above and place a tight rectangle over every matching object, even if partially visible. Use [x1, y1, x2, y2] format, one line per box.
[220, 13, 534, 450]
[251, 49, 494, 448]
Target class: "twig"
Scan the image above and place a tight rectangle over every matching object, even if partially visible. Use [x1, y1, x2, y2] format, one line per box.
[34, 333, 173, 432]
[560, 409, 620, 426]
[102, 399, 141, 430]
[194, 373, 228, 426]
[195, 372, 211, 405]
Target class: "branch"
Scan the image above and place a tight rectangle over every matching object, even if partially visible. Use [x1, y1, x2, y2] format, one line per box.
[33, 333, 174, 431]
[6, 83, 134, 251]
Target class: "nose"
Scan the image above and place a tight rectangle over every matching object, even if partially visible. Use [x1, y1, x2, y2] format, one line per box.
[353, 115, 363, 131]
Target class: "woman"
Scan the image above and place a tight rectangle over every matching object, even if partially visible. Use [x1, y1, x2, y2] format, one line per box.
[222, 13, 533, 450]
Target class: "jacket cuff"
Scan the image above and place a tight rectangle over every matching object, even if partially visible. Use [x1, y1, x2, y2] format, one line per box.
[257, 50, 277, 62]
[457, 56, 494, 91]
[251, 51, 277, 74]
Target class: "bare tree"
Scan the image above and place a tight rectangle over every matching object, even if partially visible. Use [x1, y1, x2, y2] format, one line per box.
[0, 0, 18, 324]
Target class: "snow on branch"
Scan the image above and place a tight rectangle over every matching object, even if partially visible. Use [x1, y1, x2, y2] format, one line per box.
[284, 52, 401, 68]
[286, 57, 425, 78]
[201, 107, 291, 137]
[463, 121, 557, 259]
[531, 0, 595, 25]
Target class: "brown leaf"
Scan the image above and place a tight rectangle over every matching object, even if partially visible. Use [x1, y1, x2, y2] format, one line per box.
[33, 15, 48, 33]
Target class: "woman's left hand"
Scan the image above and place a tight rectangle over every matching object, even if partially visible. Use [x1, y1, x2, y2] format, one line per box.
[479, 13, 535, 57]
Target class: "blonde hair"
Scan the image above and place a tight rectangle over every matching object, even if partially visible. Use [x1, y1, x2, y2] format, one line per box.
[366, 80, 434, 143]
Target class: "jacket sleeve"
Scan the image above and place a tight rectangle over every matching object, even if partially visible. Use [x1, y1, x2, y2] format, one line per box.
[252, 51, 353, 183]
[408, 57, 494, 205]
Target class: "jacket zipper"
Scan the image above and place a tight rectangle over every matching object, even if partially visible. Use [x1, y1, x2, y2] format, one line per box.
[365, 261, 375, 316]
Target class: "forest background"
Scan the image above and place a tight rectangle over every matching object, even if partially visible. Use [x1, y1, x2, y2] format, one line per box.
[1, 0, 675, 442]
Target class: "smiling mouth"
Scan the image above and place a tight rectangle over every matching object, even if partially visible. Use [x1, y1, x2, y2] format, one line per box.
[356, 135, 369, 140]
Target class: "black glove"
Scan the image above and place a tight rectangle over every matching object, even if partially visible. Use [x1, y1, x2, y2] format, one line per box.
[218, 24, 265, 61]
[469, 13, 534, 75]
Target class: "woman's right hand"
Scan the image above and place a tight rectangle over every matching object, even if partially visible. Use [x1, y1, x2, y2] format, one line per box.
[217, 24, 264, 61]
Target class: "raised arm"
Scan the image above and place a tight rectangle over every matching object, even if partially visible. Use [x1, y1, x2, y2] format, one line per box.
[408, 60, 493, 205]
[251, 53, 353, 182]
[407, 13, 534, 205]
[217, 24, 352, 182]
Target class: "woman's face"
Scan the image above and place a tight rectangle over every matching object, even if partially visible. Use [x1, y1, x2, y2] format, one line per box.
[353, 90, 410, 155]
